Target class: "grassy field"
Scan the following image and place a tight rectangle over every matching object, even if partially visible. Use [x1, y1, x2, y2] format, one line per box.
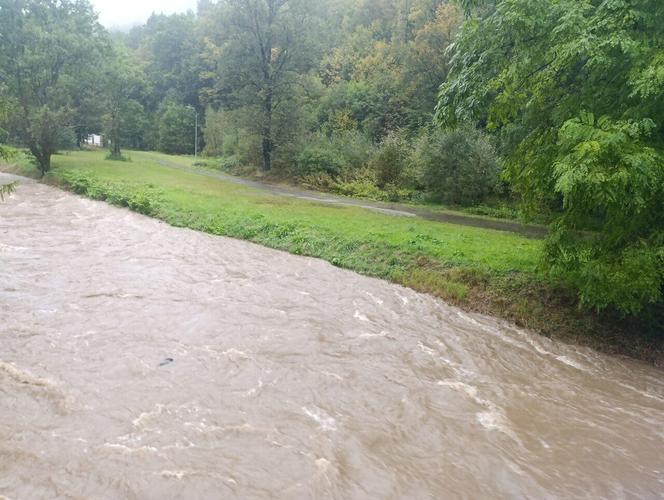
[136, 150, 527, 222]
[5, 149, 661, 362]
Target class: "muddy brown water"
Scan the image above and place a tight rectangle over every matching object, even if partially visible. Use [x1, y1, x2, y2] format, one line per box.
[1, 177, 663, 499]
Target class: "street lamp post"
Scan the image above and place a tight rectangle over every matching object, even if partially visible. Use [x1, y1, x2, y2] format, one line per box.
[187, 105, 198, 160]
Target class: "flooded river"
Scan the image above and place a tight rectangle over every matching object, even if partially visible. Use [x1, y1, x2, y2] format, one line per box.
[1, 178, 663, 499]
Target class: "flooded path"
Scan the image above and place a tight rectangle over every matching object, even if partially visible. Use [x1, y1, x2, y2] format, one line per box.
[1, 178, 663, 499]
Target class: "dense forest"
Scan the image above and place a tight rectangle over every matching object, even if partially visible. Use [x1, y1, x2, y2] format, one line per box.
[0, 0, 662, 323]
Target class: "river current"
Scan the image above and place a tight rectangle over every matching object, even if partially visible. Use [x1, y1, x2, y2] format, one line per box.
[1, 177, 663, 498]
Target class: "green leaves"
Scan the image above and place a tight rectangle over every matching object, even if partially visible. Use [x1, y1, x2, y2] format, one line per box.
[0, 0, 108, 171]
[440, 0, 664, 315]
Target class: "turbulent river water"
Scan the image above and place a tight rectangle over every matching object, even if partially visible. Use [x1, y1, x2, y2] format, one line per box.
[1, 177, 663, 499]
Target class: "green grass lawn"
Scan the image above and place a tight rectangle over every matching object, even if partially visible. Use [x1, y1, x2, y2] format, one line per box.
[133, 150, 534, 223]
[52, 150, 541, 275]
[6, 149, 659, 362]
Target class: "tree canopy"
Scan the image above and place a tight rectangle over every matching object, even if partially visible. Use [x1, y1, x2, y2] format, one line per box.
[438, 0, 664, 314]
[0, 0, 108, 173]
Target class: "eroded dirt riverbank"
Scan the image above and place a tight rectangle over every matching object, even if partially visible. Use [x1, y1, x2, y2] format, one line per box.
[1, 178, 663, 499]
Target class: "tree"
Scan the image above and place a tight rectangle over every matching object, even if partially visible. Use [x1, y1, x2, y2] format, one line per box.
[0, 0, 108, 174]
[201, 0, 321, 171]
[157, 102, 195, 155]
[0, 94, 14, 198]
[102, 48, 147, 159]
[132, 13, 202, 109]
[438, 0, 664, 315]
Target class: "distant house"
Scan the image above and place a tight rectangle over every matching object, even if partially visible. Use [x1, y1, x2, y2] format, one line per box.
[84, 134, 103, 147]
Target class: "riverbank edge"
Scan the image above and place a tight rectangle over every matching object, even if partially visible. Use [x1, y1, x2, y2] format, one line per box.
[2, 162, 661, 366]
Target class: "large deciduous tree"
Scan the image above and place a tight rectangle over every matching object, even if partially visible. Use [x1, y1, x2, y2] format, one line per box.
[0, 0, 107, 174]
[102, 48, 148, 159]
[201, 0, 320, 171]
[438, 0, 664, 315]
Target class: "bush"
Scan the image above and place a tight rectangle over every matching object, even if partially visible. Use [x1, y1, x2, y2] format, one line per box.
[369, 131, 411, 188]
[411, 127, 499, 205]
[295, 147, 342, 177]
[202, 107, 225, 157]
[158, 102, 195, 155]
[105, 152, 131, 162]
[213, 155, 241, 173]
[292, 131, 373, 179]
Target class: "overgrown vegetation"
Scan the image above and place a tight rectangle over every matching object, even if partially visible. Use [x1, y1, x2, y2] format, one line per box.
[439, 0, 664, 318]
[0, 181, 14, 200]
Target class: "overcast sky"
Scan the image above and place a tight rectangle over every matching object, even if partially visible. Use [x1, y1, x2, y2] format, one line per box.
[90, 0, 198, 30]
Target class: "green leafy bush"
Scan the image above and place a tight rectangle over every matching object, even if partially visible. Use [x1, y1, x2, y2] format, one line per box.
[370, 131, 411, 188]
[158, 102, 195, 155]
[59, 170, 161, 216]
[411, 127, 499, 205]
[295, 147, 343, 177]
[543, 115, 664, 315]
[105, 152, 131, 162]
[292, 131, 374, 179]
[0, 181, 15, 200]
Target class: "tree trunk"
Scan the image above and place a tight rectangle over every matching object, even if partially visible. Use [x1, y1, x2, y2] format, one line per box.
[261, 87, 273, 171]
[29, 144, 51, 177]
[111, 130, 121, 156]
[109, 111, 122, 159]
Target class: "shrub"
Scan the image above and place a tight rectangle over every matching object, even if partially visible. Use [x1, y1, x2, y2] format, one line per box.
[202, 107, 226, 157]
[218, 155, 241, 172]
[158, 102, 195, 155]
[369, 131, 410, 188]
[295, 147, 342, 177]
[292, 131, 373, 179]
[105, 152, 131, 162]
[329, 130, 374, 174]
[411, 127, 499, 205]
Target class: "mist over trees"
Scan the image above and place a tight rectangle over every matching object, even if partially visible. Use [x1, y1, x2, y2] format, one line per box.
[0, 0, 662, 319]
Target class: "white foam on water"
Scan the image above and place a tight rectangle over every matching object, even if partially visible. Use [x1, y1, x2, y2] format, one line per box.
[615, 382, 664, 404]
[555, 355, 590, 372]
[243, 378, 264, 397]
[0, 243, 28, 253]
[395, 292, 409, 305]
[158, 470, 238, 484]
[363, 291, 384, 305]
[222, 348, 251, 361]
[353, 310, 369, 322]
[303, 406, 337, 431]
[358, 330, 388, 339]
[417, 341, 436, 356]
[438, 380, 516, 439]
[0, 361, 54, 388]
[320, 371, 343, 381]
[103, 443, 160, 454]
[132, 404, 165, 427]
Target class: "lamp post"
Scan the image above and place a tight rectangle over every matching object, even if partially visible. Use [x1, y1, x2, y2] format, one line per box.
[187, 105, 198, 160]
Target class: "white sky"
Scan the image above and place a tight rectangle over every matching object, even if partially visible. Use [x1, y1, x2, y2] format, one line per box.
[90, 0, 199, 29]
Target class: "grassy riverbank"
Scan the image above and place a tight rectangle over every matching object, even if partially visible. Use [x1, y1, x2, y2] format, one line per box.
[4, 150, 661, 363]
